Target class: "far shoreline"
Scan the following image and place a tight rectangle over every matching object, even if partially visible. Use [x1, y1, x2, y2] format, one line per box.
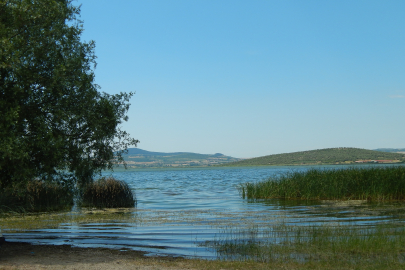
[109, 162, 405, 171]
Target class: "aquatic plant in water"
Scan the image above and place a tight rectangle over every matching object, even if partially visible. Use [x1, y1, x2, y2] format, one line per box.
[203, 222, 405, 266]
[80, 177, 136, 208]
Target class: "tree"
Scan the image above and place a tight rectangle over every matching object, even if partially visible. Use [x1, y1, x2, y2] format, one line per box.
[0, 0, 138, 189]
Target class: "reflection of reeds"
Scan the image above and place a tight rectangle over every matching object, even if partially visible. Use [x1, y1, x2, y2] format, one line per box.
[80, 177, 136, 208]
[204, 222, 405, 264]
[0, 181, 74, 213]
[240, 166, 405, 201]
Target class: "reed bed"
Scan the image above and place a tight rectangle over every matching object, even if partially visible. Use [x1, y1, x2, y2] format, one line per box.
[80, 177, 136, 208]
[0, 180, 74, 213]
[240, 166, 405, 201]
[204, 222, 405, 267]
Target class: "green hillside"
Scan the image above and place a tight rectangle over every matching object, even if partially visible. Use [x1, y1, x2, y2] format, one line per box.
[118, 148, 241, 168]
[225, 147, 405, 166]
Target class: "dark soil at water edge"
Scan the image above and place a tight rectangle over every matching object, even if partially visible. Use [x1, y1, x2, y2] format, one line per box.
[0, 241, 181, 270]
[1, 241, 403, 270]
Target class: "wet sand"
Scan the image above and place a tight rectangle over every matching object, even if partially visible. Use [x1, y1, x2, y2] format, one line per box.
[0, 241, 196, 270]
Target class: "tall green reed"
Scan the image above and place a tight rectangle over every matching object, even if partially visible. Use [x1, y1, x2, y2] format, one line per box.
[240, 166, 405, 201]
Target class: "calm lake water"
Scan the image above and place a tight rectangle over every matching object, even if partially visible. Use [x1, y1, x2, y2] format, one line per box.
[4, 165, 405, 259]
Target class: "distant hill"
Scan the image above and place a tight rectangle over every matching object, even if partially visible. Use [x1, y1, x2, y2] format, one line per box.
[224, 147, 405, 167]
[118, 148, 241, 168]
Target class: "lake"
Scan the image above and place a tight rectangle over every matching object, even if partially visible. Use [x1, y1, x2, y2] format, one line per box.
[4, 165, 405, 259]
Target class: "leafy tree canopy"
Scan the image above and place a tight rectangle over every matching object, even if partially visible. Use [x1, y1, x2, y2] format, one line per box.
[0, 0, 138, 188]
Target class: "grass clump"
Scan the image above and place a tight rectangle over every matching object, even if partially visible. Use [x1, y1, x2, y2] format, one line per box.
[240, 166, 405, 201]
[80, 177, 136, 208]
[0, 180, 74, 213]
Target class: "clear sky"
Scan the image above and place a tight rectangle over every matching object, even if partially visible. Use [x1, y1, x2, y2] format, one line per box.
[77, 0, 405, 158]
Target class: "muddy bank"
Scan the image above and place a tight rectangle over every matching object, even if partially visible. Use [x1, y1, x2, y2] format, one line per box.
[0, 241, 195, 270]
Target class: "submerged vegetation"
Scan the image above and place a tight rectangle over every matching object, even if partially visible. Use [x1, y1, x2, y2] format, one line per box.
[80, 177, 136, 208]
[0, 208, 138, 232]
[203, 222, 405, 268]
[240, 166, 405, 201]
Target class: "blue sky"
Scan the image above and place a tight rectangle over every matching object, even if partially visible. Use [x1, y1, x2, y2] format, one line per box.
[78, 0, 405, 158]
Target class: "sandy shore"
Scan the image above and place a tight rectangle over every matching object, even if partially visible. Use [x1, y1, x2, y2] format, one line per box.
[0, 241, 198, 270]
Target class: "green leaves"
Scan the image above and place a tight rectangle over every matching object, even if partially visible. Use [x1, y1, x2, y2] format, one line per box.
[0, 0, 138, 188]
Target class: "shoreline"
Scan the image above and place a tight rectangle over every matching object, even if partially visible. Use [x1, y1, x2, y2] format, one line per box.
[112, 162, 405, 170]
[1, 238, 403, 270]
[0, 241, 194, 270]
